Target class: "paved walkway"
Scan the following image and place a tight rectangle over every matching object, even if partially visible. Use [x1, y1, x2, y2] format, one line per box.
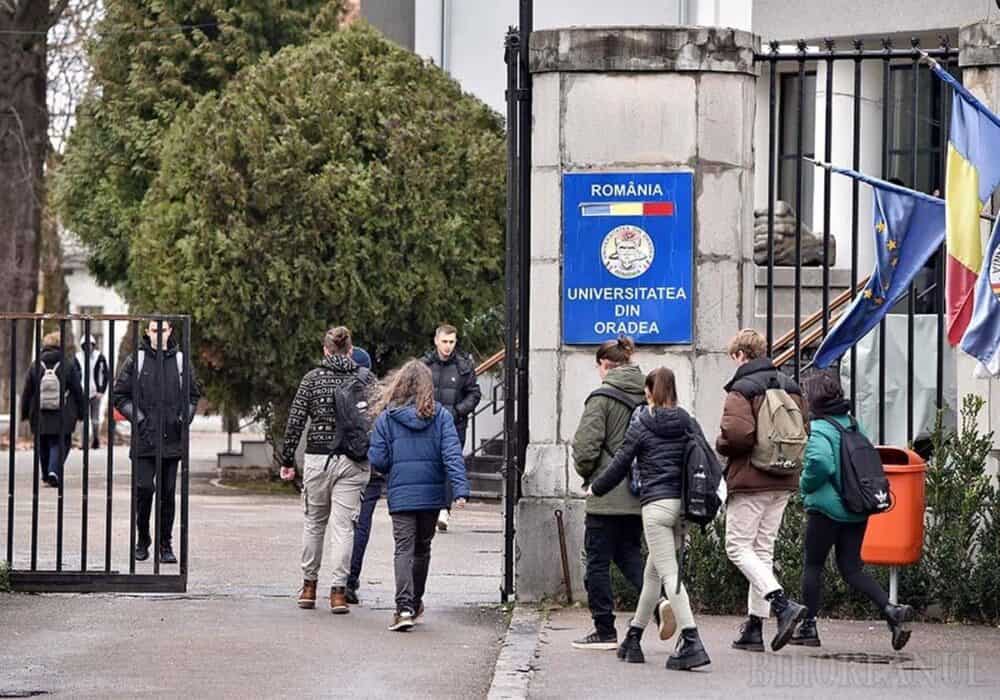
[1, 433, 506, 698]
[526, 607, 1000, 699]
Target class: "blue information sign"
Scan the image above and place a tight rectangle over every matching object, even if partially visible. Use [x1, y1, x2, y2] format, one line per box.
[562, 171, 694, 344]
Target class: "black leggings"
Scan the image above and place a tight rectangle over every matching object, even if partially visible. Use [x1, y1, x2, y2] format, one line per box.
[802, 511, 889, 618]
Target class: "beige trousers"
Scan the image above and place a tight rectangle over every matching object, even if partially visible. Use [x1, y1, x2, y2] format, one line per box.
[724, 491, 791, 618]
[301, 453, 370, 586]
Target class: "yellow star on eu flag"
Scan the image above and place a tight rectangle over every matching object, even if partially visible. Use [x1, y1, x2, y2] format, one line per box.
[863, 289, 873, 299]
[876, 221, 887, 233]
[887, 239, 898, 251]
[873, 297, 884, 306]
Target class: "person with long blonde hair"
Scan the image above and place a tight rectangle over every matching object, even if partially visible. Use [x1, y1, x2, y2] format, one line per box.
[368, 360, 470, 631]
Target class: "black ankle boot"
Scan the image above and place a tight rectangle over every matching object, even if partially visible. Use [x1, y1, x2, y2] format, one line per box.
[617, 625, 645, 664]
[768, 591, 807, 651]
[731, 615, 764, 652]
[790, 617, 821, 647]
[666, 627, 711, 671]
[883, 604, 915, 651]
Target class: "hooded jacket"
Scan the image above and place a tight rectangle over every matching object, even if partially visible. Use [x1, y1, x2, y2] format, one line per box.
[368, 402, 470, 513]
[279, 353, 378, 467]
[801, 414, 867, 523]
[112, 335, 201, 458]
[571, 365, 644, 516]
[716, 357, 807, 495]
[21, 346, 87, 436]
[77, 336, 109, 398]
[591, 405, 704, 506]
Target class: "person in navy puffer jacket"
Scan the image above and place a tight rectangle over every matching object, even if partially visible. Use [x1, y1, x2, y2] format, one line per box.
[368, 359, 470, 632]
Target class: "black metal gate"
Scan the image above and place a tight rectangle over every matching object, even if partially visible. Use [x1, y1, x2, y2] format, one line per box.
[756, 38, 959, 446]
[500, 0, 533, 603]
[2, 313, 192, 592]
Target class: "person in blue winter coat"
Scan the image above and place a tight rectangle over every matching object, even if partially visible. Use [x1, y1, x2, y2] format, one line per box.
[368, 359, 470, 632]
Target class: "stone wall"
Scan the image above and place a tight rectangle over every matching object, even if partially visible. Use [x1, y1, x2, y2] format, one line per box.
[517, 26, 758, 601]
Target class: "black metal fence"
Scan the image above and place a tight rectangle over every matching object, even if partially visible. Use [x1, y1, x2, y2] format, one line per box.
[2, 313, 191, 592]
[756, 38, 959, 446]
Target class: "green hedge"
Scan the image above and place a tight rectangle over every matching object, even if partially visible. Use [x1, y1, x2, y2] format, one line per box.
[613, 395, 999, 624]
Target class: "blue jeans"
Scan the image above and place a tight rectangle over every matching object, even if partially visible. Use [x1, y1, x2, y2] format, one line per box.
[39, 434, 71, 483]
[347, 477, 383, 590]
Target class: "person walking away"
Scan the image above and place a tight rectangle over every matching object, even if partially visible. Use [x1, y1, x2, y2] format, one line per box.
[422, 324, 480, 532]
[21, 331, 87, 488]
[589, 367, 711, 671]
[278, 326, 378, 613]
[113, 320, 200, 563]
[570, 336, 651, 650]
[344, 343, 378, 604]
[791, 369, 915, 650]
[368, 360, 470, 631]
[77, 334, 110, 449]
[717, 329, 808, 652]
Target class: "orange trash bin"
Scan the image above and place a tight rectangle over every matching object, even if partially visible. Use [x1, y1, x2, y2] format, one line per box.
[861, 447, 926, 566]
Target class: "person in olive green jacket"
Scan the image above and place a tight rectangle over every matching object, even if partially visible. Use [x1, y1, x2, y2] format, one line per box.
[570, 336, 645, 650]
[791, 369, 915, 651]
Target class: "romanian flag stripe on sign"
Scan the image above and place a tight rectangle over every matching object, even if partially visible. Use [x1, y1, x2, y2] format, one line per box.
[930, 62, 1000, 345]
[580, 202, 675, 217]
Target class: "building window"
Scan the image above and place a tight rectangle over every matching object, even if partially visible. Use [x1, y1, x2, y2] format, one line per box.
[777, 71, 817, 229]
[885, 64, 955, 314]
[886, 64, 951, 195]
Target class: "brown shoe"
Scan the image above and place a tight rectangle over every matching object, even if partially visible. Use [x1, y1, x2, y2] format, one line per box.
[298, 580, 317, 609]
[330, 586, 350, 614]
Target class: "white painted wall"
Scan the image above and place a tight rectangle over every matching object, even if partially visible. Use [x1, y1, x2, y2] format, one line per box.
[412, 0, 748, 114]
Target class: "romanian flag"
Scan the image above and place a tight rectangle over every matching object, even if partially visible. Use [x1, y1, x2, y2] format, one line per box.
[580, 201, 674, 217]
[928, 62, 1000, 345]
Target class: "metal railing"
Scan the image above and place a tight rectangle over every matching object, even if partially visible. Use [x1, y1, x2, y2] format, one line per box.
[1, 312, 192, 592]
[756, 38, 957, 445]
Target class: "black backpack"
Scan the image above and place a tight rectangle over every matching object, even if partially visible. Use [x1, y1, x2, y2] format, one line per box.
[675, 426, 725, 593]
[332, 369, 374, 462]
[681, 429, 725, 528]
[823, 417, 892, 515]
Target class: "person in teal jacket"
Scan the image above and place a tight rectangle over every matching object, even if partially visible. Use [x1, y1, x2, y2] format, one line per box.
[791, 369, 915, 651]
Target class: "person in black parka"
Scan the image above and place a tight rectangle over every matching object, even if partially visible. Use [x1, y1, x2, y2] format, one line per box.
[113, 319, 201, 564]
[21, 331, 87, 488]
[422, 324, 481, 532]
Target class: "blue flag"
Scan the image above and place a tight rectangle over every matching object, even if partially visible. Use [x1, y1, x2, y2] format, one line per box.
[959, 217, 1000, 376]
[813, 167, 946, 368]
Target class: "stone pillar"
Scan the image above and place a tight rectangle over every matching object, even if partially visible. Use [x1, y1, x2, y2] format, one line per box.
[517, 26, 758, 601]
[956, 22, 1000, 478]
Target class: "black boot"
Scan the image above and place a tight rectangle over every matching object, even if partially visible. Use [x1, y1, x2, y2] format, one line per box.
[666, 627, 711, 671]
[731, 615, 764, 652]
[883, 603, 915, 651]
[767, 590, 807, 651]
[159, 541, 177, 564]
[617, 625, 645, 664]
[789, 617, 821, 647]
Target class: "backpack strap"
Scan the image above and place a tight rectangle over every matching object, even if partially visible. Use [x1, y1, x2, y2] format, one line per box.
[587, 386, 642, 410]
[137, 351, 184, 386]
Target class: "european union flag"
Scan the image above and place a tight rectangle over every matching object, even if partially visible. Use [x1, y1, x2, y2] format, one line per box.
[959, 216, 1000, 376]
[813, 167, 946, 368]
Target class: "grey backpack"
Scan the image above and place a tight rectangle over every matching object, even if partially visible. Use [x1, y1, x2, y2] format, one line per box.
[38, 361, 64, 412]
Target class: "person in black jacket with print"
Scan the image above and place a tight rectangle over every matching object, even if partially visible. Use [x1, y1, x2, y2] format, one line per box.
[113, 320, 200, 564]
[590, 367, 711, 671]
[422, 324, 480, 532]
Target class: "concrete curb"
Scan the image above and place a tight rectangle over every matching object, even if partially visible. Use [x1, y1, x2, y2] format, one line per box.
[487, 605, 546, 700]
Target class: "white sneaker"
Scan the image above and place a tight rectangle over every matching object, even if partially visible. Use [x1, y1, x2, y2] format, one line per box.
[657, 599, 677, 640]
[437, 510, 450, 532]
